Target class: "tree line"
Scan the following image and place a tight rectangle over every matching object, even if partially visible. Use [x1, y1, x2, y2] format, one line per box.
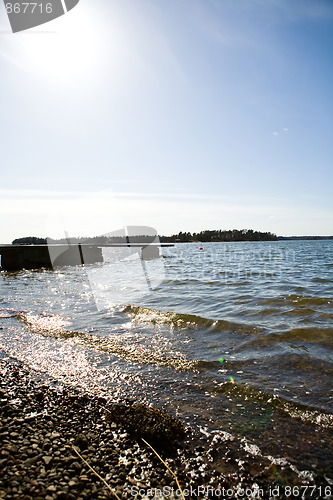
[12, 235, 157, 245]
[12, 232, 332, 245]
[12, 230, 277, 245]
[160, 229, 278, 242]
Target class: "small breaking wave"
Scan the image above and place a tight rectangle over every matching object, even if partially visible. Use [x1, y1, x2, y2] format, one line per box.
[261, 294, 332, 308]
[12, 311, 195, 371]
[0, 308, 17, 318]
[15, 311, 72, 334]
[282, 402, 333, 429]
[121, 305, 265, 335]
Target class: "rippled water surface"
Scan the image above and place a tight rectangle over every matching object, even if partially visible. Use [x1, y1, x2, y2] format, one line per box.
[1, 240, 333, 478]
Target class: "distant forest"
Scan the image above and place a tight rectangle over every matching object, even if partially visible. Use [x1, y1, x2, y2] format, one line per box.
[160, 229, 277, 242]
[160, 231, 333, 242]
[13, 229, 277, 245]
[12, 235, 157, 245]
[12, 231, 333, 246]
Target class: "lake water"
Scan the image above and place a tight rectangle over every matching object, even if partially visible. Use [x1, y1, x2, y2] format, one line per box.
[1, 240, 332, 483]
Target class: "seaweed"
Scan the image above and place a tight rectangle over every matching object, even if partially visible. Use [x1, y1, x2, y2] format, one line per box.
[105, 403, 185, 452]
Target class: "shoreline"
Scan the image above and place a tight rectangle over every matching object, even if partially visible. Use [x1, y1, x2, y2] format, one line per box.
[0, 356, 241, 500]
[0, 357, 332, 499]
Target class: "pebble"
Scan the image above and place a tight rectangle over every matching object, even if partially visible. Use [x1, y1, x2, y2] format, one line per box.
[1, 357, 321, 499]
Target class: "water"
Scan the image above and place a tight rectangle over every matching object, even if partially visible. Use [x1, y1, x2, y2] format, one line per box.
[1, 240, 332, 482]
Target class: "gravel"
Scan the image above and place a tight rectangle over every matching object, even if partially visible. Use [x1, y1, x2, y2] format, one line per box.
[1, 357, 331, 499]
[0, 358, 227, 499]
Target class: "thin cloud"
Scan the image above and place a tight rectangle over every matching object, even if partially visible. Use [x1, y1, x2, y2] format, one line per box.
[273, 128, 288, 136]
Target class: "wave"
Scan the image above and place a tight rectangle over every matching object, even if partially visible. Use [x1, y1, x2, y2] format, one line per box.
[11, 311, 196, 371]
[15, 311, 72, 334]
[237, 326, 333, 350]
[0, 308, 17, 318]
[261, 294, 333, 308]
[5, 304, 333, 368]
[3, 310, 333, 432]
[121, 305, 265, 335]
[282, 401, 333, 429]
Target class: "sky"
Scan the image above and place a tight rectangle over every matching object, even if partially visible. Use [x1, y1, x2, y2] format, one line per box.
[0, 0, 332, 242]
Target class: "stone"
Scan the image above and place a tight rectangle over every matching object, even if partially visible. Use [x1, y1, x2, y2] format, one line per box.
[74, 433, 89, 451]
[46, 485, 57, 492]
[23, 456, 41, 467]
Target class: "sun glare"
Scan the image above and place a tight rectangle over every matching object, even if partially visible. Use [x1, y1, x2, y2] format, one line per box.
[2, 3, 104, 86]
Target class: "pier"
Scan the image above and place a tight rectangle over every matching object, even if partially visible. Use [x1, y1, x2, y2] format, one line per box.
[0, 243, 173, 271]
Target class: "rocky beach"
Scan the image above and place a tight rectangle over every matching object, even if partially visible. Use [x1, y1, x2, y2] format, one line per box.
[1, 356, 332, 500]
[0, 357, 256, 500]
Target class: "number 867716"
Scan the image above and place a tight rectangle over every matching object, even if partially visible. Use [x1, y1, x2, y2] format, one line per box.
[5, 3, 53, 14]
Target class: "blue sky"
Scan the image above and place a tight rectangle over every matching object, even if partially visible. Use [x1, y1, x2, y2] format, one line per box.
[0, 0, 332, 242]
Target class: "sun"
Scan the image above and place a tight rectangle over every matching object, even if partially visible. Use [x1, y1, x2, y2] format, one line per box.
[1, 2, 104, 86]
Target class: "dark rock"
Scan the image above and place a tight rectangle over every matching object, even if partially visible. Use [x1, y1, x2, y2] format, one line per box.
[74, 433, 89, 451]
[56, 492, 68, 500]
[35, 391, 44, 402]
[23, 455, 41, 466]
[71, 461, 81, 472]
